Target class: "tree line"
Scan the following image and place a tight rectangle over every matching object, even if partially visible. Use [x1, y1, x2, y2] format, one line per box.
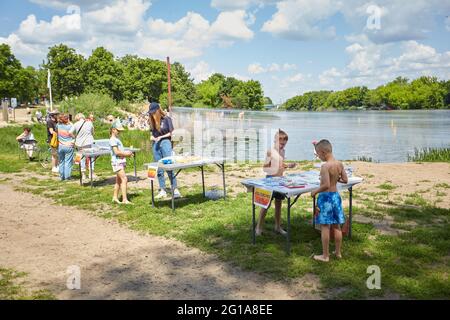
[282, 76, 450, 111]
[0, 43, 266, 110]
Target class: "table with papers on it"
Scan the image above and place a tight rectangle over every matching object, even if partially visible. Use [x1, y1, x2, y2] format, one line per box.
[241, 170, 363, 254]
[78, 139, 140, 187]
[144, 156, 226, 212]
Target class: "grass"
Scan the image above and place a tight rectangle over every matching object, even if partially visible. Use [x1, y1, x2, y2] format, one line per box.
[1, 125, 449, 299]
[377, 183, 397, 191]
[0, 268, 55, 300]
[407, 147, 450, 162]
[16, 175, 450, 300]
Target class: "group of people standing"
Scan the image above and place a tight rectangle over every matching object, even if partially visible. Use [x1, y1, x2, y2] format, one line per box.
[42, 100, 180, 204]
[46, 112, 96, 181]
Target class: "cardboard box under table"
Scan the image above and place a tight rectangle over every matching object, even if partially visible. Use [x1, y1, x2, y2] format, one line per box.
[78, 139, 140, 187]
[241, 171, 363, 254]
[145, 157, 226, 211]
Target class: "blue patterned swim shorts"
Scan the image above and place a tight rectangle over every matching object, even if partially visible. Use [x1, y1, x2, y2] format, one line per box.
[315, 192, 345, 225]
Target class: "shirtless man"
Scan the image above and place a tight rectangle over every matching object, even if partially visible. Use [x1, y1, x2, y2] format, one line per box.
[311, 139, 348, 262]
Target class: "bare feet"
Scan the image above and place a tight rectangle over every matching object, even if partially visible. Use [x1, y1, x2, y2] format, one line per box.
[122, 200, 133, 205]
[332, 251, 342, 259]
[112, 198, 121, 204]
[274, 227, 287, 236]
[313, 255, 329, 262]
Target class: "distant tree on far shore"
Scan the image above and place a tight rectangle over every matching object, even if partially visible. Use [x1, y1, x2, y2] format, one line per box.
[281, 76, 450, 111]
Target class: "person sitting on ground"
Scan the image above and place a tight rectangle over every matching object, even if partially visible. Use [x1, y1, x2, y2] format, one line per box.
[310, 139, 348, 262]
[16, 127, 36, 159]
[255, 129, 296, 236]
[110, 119, 134, 205]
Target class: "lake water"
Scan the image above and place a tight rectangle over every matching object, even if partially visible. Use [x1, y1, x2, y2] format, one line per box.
[170, 108, 450, 163]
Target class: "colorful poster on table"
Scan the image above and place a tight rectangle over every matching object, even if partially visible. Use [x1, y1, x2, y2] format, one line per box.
[254, 187, 273, 209]
[147, 165, 158, 181]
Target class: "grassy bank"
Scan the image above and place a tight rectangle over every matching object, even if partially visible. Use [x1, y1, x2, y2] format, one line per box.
[0, 126, 449, 299]
[408, 148, 450, 162]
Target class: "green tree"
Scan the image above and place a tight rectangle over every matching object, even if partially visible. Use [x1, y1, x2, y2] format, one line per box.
[84, 47, 124, 101]
[45, 44, 85, 100]
[196, 80, 221, 108]
[0, 44, 22, 99]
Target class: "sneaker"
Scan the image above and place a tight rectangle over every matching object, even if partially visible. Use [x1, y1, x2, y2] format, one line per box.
[81, 173, 87, 180]
[173, 188, 182, 199]
[155, 189, 167, 199]
[51, 167, 59, 173]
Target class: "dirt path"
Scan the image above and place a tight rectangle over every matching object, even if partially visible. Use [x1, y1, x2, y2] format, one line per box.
[0, 182, 321, 300]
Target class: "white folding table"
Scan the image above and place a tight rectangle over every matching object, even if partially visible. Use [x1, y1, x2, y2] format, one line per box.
[241, 172, 363, 254]
[144, 157, 226, 211]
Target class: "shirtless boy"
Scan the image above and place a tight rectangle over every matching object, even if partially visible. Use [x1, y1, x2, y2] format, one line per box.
[311, 139, 348, 262]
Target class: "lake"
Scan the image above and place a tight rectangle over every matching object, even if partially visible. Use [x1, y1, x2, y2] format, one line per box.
[170, 108, 450, 163]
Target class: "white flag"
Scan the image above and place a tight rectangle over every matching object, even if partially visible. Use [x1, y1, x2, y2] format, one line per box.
[47, 69, 51, 89]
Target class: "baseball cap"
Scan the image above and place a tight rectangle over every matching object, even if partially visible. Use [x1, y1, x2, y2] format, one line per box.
[147, 102, 160, 115]
[111, 119, 125, 131]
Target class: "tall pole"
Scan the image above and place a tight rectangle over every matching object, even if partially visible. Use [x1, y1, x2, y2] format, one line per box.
[166, 56, 172, 114]
[47, 69, 53, 112]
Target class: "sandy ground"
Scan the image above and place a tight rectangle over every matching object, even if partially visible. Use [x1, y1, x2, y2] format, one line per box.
[0, 182, 321, 300]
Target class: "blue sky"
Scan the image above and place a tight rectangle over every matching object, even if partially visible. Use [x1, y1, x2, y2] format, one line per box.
[1, 0, 450, 102]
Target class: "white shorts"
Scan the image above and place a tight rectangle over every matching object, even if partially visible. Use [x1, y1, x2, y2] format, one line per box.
[112, 163, 126, 173]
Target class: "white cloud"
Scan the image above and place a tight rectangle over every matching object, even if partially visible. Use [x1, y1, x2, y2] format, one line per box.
[29, 0, 116, 10]
[188, 61, 215, 83]
[261, 0, 450, 43]
[248, 63, 265, 74]
[211, 0, 277, 10]
[262, 0, 339, 40]
[84, 0, 151, 35]
[1, 1, 255, 65]
[210, 10, 254, 40]
[248, 62, 297, 74]
[17, 13, 83, 45]
[318, 40, 450, 90]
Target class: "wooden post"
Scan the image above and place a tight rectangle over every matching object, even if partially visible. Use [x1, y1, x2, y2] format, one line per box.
[166, 56, 172, 114]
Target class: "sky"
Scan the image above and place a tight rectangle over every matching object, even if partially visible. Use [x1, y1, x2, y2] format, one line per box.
[1, 0, 450, 103]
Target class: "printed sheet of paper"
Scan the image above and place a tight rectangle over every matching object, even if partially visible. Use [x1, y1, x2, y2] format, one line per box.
[254, 187, 273, 209]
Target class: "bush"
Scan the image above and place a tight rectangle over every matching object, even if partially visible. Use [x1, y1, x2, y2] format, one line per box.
[58, 93, 121, 119]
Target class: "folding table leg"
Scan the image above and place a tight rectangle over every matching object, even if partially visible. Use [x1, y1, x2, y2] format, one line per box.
[134, 152, 137, 183]
[79, 159, 82, 186]
[151, 180, 155, 207]
[287, 197, 291, 255]
[201, 166, 205, 197]
[90, 157, 93, 188]
[252, 187, 256, 245]
[222, 163, 226, 199]
[170, 171, 175, 212]
[312, 195, 316, 229]
[348, 186, 353, 239]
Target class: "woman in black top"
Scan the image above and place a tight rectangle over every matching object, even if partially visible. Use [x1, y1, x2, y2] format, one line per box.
[148, 102, 181, 199]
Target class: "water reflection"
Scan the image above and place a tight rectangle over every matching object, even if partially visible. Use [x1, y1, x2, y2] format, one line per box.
[170, 108, 450, 163]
